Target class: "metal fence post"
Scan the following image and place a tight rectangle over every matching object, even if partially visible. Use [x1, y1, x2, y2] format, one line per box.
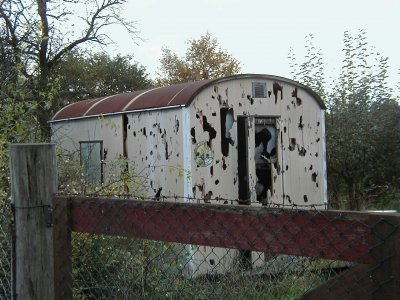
[9, 144, 57, 300]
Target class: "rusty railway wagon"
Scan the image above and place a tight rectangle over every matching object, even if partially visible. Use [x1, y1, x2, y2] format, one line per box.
[51, 74, 327, 276]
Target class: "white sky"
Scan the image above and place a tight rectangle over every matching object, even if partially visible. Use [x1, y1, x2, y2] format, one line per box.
[104, 0, 399, 92]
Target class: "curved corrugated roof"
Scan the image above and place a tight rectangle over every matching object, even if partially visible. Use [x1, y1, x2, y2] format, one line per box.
[51, 74, 325, 122]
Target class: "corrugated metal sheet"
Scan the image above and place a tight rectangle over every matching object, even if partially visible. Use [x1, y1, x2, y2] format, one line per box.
[51, 74, 325, 122]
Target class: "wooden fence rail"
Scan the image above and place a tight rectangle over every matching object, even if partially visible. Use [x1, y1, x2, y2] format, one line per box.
[10, 144, 400, 299]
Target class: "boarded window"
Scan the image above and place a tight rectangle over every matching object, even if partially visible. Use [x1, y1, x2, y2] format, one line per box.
[80, 141, 103, 183]
[252, 82, 267, 98]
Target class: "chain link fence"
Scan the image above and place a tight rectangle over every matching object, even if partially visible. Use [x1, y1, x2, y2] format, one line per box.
[0, 197, 12, 300]
[48, 195, 399, 299]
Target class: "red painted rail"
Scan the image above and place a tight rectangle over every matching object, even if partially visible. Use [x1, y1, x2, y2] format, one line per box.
[66, 196, 380, 264]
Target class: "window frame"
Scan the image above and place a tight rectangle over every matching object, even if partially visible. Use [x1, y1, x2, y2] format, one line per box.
[79, 140, 104, 183]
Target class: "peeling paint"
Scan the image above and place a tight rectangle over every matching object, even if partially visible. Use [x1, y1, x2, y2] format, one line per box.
[222, 157, 227, 170]
[247, 95, 254, 105]
[292, 87, 302, 106]
[52, 75, 327, 278]
[298, 116, 304, 129]
[202, 115, 217, 147]
[53, 75, 326, 231]
[155, 187, 162, 200]
[191, 127, 196, 144]
[298, 146, 307, 156]
[289, 138, 296, 151]
[273, 82, 283, 104]
[311, 172, 318, 182]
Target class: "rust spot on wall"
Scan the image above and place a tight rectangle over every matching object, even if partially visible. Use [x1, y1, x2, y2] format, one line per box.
[155, 187, 162, 200]
[204, 191, 213, 203]
[202, 116, 217, 147]
[311, 172, 317, 182]
[165, 141, 169, 160]
[133, 131, 136, 137]
[175, 119, 179, 133]
[289, 138, 296, 151]
[298, 145, 307, 156]
[222, 158, 227, 170]
[247, 95, 254, 105]
[292, 88, 302, 106]
[273, 82, 283, 104]
[298, 116, 304, 129]
[303, 195, 308, 202]
[215, 179, 219, 185]
[142, 127, 147, 136]
[210, 166, 214, 177]
[316, 138, 320, 143]
[268, 91, 272, 98]
[191, 127, 196, 144]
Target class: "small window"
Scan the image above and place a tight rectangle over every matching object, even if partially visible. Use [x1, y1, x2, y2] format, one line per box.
[252, 82, 267, 98]
[80, 141, 103, 183]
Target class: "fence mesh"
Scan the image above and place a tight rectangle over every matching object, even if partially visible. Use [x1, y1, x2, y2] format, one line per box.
[0, 198, 12, 300]
[48, 195, 399, 300]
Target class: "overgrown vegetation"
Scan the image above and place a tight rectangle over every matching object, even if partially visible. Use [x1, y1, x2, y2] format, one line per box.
[71, 233, 333, 299]
[289, 31, 400, 210]
[1, 2, 399, 296]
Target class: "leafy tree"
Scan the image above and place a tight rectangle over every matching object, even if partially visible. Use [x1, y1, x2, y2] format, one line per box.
[157, 32, 241, 86]
[289, 30, 400, 210]
[0, 0, 143, 201]
[0, 0, 138, 140]
[53, 51, 153, 105]
[288, 34, 327, 100]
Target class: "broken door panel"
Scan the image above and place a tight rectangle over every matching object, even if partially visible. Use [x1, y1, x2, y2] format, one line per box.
[246, 116, 257, 204]
[254, 117, 278, 205]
